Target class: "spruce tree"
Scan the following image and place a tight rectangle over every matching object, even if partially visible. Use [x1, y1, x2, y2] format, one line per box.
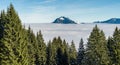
[107, 37, 115, 65]
[56, 47, 64, 65]
[0, 4, 29, 65]
[69, 40, 77, 65]
[46, 40, 54, 65]
[51, 37, 58, 65]
[36, 30, 47, 65]
[112, 27, 120, 64]
[82, 25, 110, 65]
[63, 48, 70, 65]
[77, 38, 84, 65]
[0, 10, 5, 38]
[62, 40, 70, 65]
[51, 37, 63, 65]
[7, 4, 29, 65]
[27, 26, 36, 65]
[0, 10, 13, 65]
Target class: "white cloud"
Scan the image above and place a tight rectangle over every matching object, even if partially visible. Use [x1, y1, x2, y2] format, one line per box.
[25, 23, 120, 49]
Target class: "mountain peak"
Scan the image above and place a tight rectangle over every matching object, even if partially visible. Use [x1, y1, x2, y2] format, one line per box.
[94, 18, 120, 24]
[52, 16, 77, 24]
[110, 18, 119, 21]
[59, 16, 65, 20]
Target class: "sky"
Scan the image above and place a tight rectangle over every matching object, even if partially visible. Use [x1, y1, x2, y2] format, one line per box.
[0, 0, 120, 23]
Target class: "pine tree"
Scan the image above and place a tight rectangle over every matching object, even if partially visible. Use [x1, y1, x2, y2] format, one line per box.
[0, 10, 6, 39]
[0, 4, 29, 65]
[18, 28, 29, 65]
[107, 37, 115, 65]
[36, 30, 47, 65]
[46, 40, 54, 65]
[69, 40, 77, 65]
[62, 40, 70, 65]
[56, 47, 64, 65]
[77, 38, 84, 65]
[63, 48, 70, 65]
[111, 27, 120, 64]
[50, 37, 62, 65]
[82, 25, 110, 65]
[51, 37, 58, 65]
[27, 26, 36, 65]
[0, 10, 13, 65]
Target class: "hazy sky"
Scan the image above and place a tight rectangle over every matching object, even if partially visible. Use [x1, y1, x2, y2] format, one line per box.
[0, 0, 120, 23]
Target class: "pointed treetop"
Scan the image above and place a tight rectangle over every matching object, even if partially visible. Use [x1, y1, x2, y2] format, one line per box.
[100, 30, 105, 37]
[28, 25, 31, 30]
[93, 25, 100, 31]
[79, 38, 84, 48]
[10, 3, 14, 9]
[7, 3, 16, 14]
[115, 27, 118, 31]
[71, 40, 74, 44]
[0, 10, 6, 19]
[71, 40, 75, 48]
[113, 27, 119, 37]
[38, 30, 42, 34]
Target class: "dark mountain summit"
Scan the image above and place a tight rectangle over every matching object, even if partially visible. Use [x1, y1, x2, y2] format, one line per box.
[94, 18, 120, 24]
[52, 16, 77, 24]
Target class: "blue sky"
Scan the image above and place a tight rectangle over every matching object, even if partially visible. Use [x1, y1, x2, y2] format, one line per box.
[0, 0, 120, 23]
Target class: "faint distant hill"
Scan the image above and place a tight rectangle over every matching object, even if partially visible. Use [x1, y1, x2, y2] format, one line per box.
[94, 18, 120, 24]
[52, 16, 77, 24]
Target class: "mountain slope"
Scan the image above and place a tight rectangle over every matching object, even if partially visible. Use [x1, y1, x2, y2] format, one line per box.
[52, 16, 77, 24]
[94, 18, 120, 24]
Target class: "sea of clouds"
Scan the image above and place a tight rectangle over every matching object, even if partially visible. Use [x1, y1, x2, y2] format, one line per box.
[25, 23, 120, 49]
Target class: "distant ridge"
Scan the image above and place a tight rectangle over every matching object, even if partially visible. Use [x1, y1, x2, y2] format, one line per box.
[94, 18, 120, 24]
[52, 16, 77, 24]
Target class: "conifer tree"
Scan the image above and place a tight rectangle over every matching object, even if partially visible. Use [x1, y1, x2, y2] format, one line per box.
[77, 38, 84, 65]
[107, 37, 114, 65]
[51, 37, 58, 65]
[63, 48, 70, 65]
[36, 30, 47, 65]
[62, 40, 70, 65]
[82, 25, 110, 65]
[51, 37, 63, 65]
[27, 26, 36, 65]
[46, 40, 54, 65]
[69, 40, 77, 65]
[111, 27, 120, 64]
[0, 4, 29, 65]
[56, 47, 64, 65]
[0, 10, 12, 65]
[0, 10, 6, 38]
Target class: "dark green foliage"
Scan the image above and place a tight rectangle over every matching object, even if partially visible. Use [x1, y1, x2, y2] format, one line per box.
[35, 31, 47, 65]
[113, 27, 120, 64]
[107, 37, 115, 65]
[0, 4, 29, 65]
[27, 27, 36, 65]
[56, 47, 64, 65]
[63, 48, 69, 65]
[82, 25, 110, 65]
[107, 27, 120, 65]
[77, 38, 85, 65]
[62, 40, 70, 65]
[69, 40, 77, 65]
[46, 41, 54, 65]
[46, 37, 71, 65]
[0, 10, 11, 65]
[0, 10, 6, 39]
